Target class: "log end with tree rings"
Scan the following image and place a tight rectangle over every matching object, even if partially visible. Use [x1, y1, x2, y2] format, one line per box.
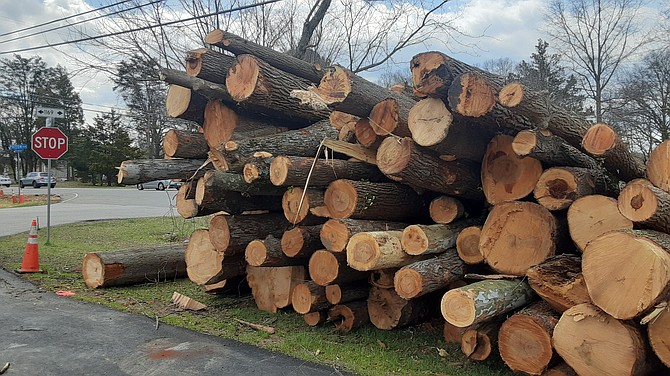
[194, 172, 212, 206]
[581, 122, 617, 156]
[185, 229, 223, 286]
[324, 180, 358, 219]
[533, 167, 581, 211]
[208, 214, 231, 252]
[553, 303, 648, 376]
[479, 201, 558, 276]
[303, 311, 327, 326]
[393, 268, 423, 299]
[291, 283, 314, 314]
[280, 227, 305, 258]
[648, 307, 670, 367]
[376, 137, 412, 177]
[243, 163, 260, 183]
[282, 187, 311, 224]
[481, 135, 543, 205]
[617, 180, 659, 223]
[410, 52, 449, 97]
[313, 65, 352, 105]
[162, 129, 181, 158]
[567, 195, 632, 252]
[82, 253, 106, 288]
[369, 98, 400, 136]
[498, 81, 525, 107]
[185, 48, 208, 77]
[203, 100, 238, 149]
[309, 250, 339, 286]
[582, 229, 670, 320]
[346, 232, 381, 271]
[325, 284, 342, 305]
[408, 98, 453, 147]
[329, 111, 359, 131]
[510, 130, 537, 156]
[269, 156, 290, 186]
[441, 288, 477, 327]
[166, 85, 194, 118]
[354, 118, 378, 147]
[647, 140, 670, 192]
[456, 226, 483, 265]
[400, 225, 429, 255]
[319, 219, 350, 252]
[428, 195, 464, 224]
[226, 55, 262, 101]
[204, 28, 226, 45]
[448, 73, 496, 117]
[244, 240, 268, 267]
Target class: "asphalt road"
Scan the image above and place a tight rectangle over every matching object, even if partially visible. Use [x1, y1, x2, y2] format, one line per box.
[0, 187, 350, 376]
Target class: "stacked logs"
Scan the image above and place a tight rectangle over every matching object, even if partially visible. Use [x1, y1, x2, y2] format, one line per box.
[114, 37, 669, 375]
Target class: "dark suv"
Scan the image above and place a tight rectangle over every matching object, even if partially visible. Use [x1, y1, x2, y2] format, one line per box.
[19, 172, 57, 188]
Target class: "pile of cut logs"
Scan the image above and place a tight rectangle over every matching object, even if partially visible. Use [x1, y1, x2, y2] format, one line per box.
[112, 30, 670, 375]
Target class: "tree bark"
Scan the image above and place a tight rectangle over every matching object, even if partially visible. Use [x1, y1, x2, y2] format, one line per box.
[443, 321, 469, 344]
[319, 218, 408, 253]
[525, 254, 592, 313]
[581, 123, 645, 182]
[184, 229, 247, 285]
[269, 155, 386, 187]
[567, 195, 632, 252]
[512, 129, 602, 170]
[205, 29, 324, 83]
[325, 283, 370, 305]
[369, 97, 415, 137]
[82, 245, 186, 288]
[393, 250, 466, 299]
[117, 158, 208, 185]
[165, 85, 206, 125]
[498, 301, 560, 375]
[533, 166, 618, 211]
[328, 301, 370, 334]
[455, 226, 484, 265]
[376, 137, 482, 201]
[553, 303, 652, 376]
[401, 219, 482, 256]
[324, 179, 427, 221]
[481, 134, 543, 205]
[346, 230, 431, 271]
[243, 158, 272, 184]
[291, 280, 331, 314]
[280, 225, 323, 258]
[303, 310, 330, 326]
[428, 196, 465, 224]
[321, 139, 377, 165]
[618, 179, 670, 233]
[247, 265, 306, 313]
[480, 201, 561, 276]
[440, 279, 535, 327]
[196, 170, 285, 202]
[163, 129, 208, 159]
[208, 213, 289, 255]
[583, 229, 670, 320]
[646, 139, 670, 192]
[185, 48, 235, 84]
[367, 286, 435, 330]
[309, 250, 368, 286]
[161, 68, 233, 102]
[648, 306, 670, 368]
[245, 235, 306, 267]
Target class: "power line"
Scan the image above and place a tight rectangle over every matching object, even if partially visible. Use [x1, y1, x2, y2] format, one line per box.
[0, 0, 162, 45]
[0, 0, 136, 38]
[0, 0, 283, 55]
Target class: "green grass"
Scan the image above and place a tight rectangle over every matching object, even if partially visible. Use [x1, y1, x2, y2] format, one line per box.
[0, 217, 514, 376]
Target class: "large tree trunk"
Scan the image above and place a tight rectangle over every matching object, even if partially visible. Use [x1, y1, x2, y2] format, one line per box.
[393, 250, 466, 299]
[648, 306, 670, 368]
[165, 85, 206, 125]
[328, 301, 370, 334]
[480, 201, 562, 276]
[553, 303, 651, 376]
[205, 29, 324, 83]
[185, 48, 235, 84]
[581, 123, 645, 182]
[376, 137, 482, 200]
[441, 279, 535, 327]
[618, 179, 670, 233]
[346, 231, 431, 271]
[117, 158, 208, 185]
[512, 129, 602, 170]
[455, 226, 484, 265]
[525, 254, 592, 313]
[533, 166, 618, 211]
[269, 155, 386, 187]
[646, 139, 670, 192]
[208, 213, 288, 255]
[291, 281, 331, 314]
[319, 218, 408, 253]
[308, 250, 368, 286]
[82, 245, 186, 288]
[184, 229, 247, 286]
[280, 225, 323, 258]
[582, 229, 670, 320]
[498, 301, 560, 375]
[367, 286, 435, 330]
[567, 195, 633, 252]
[246, 265, 306, 313]
[163, 129, 208, 159]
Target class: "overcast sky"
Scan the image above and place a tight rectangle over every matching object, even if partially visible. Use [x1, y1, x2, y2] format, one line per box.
[0, 0, 661, 124]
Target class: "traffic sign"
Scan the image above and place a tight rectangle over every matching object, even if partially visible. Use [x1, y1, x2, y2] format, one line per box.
[9, 144, 27, 151]
[35, 106, 65, 119]
[32, 127, 68, 159]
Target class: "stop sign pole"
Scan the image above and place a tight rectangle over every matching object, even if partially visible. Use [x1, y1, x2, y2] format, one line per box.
[32, 108, 67, 244]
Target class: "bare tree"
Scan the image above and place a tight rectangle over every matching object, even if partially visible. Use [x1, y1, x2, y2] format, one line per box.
[479, 57, 517, 80]
[545, 0, 652, 122]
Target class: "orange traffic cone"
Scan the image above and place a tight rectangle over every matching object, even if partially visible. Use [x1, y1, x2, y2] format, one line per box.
[16, 219, 42, 273]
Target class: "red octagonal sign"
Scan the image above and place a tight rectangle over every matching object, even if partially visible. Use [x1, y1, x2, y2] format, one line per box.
[32, 127, 68, 159]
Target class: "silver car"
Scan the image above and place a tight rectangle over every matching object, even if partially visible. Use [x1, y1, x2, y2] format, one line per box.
[0, 175, 10, 187]
[20, 172, 56, 188]
[136, 179, 181, 190]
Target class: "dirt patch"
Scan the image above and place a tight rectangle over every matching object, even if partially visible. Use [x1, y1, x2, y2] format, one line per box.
[0, 192, 62, 208]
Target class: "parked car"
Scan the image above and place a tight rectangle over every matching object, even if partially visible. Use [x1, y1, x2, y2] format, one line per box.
[19, 172, 56, 188]
[136, 179, 182, 191]
[0, 175, 11, 187]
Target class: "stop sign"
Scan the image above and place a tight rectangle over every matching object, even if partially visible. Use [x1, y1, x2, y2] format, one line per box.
[32, 127, 68, 159]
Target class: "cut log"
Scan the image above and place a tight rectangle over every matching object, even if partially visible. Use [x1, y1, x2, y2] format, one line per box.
[246, 235, 307, 267]
[205, 29, 324, 83]
[282, 187, 328, 225]
[319, 218, 407, 253]
[648, 305, 670, 368]
[209, 213, 288, 255]
[512, 129, 602, 171]
[309, 65, 417, 117]
[582, 229, 670, 320]
[411, 51, 494, 98]
[280, 225, 323, 258]
[553, 303, 651, 376]
[328, 301, 370, 334]
[443, 321, 469, 344]
[202, 100, 239, 149]
[194, 188, 282, 215]
[376, 137, 482, 200]
[324, 179, 426, 221]
[303, 311, 329, 326]
[353, 117, 378, 147]
[533, 166, 617, 211]
[460, 321, 500, 361]
[525, 254, 591, 313]
[543, 362, 577, 376]
[567, 195, 633, 252]
[82, 245, 186, 288]
[246, 265, 306, 313]
[309, 250, 368, 286]
[428, 196, 465, 224]
[369, 97, 414, 137]
[243, 158, 272, 184]
[176, 181, 218, 219]
[165, 85, 206, 125]
[163, 129, 208, 159]
[498, 301, 560, 375]
[226, 54, 330, 123]
[322, 139, 377, 165]
[346, 231, 431, 271]
[291, 281, 330, 314]
[367, 286, 435, 330]
[329, 111, 359, 131]
[269, 155, 386, 187]
[185, 48, 235, 84]
[196, 170, 285, 200]
[440, 279, 535, 327]
[618, 179, 670, 233]
[393, 250, 466, 299]
[447, 72, 496, 117]
[407, 97, 453, 147]
[481, 134, 543, 205]
[184, 229, 247, 285]
[479, 201, 561, 276]
[203, 280, 230, 294]
[325, 283, 370, 305]
[582, 123, 645, 182]
[455, 226, 484, 265]
[117, 158, 208, 185]
[369, 268, 397, 289]
[161, 68, 232, 103]
[647, 140, 670, 192]
[401, 219, 482, 256]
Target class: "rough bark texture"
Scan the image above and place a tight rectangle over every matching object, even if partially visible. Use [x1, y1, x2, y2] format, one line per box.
[163, 129, 209, 159]
[393, 250, 466, 299]
[309, 250, 368, 286]
[161, 68, 233, 102]
[582, 123, 645, 182]
[512, 129, 602, 171]
[82, 245, 186, 288]
[165, 85, 206, 125]
[401, 219, 482, 256]
[346, 230, 431, 271]
[269, 155, 386, 187]
[196, 170, 285, 202]
[533, 167, 618, 211]
[567, 195, 633, 252]
[325, 283, 370, 305]
[456, 226, 484, 265]
[328, 301, 370, 334]
[319, 218, 408, 252]
[185, 48, 235, 84]
[208, 213, 289, 255]
[367, 286, 435, 330]
[246, 265, 306, 313]
[291, 281, 331, 314]
[117, 158, 208, 185]
[618, 179, 670, 233]
[647, 140, 670, 192]
[525, 254, 592, 313]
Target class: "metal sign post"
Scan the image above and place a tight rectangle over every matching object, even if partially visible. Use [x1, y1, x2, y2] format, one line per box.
[9, 144, 27, 199]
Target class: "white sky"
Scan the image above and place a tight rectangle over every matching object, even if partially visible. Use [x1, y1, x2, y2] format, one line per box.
[0, 0, 662, 124]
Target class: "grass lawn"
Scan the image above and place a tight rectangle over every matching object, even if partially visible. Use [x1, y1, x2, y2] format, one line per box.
[0, 216, 514, 376]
